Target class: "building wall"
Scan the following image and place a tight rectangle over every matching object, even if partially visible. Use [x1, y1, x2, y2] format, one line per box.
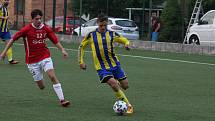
[32, 0, 66, 21]
[8, 0, 14, 20]
[25, 0, 33, 20]
[8, 0, 72, 23]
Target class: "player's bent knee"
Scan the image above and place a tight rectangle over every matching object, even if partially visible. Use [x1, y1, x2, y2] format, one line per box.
[120, 80, 129, 90]
[123, 85, 129, 90]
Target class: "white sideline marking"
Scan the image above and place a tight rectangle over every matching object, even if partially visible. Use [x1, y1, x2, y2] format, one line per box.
[13, 43, 215, 66]
[118, 54, 215, 66]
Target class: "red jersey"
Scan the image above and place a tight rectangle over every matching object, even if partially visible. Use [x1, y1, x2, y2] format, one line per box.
[12, 23, 59, 64]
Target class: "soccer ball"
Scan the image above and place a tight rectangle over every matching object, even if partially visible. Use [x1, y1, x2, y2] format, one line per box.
[113, 100, 128, 115]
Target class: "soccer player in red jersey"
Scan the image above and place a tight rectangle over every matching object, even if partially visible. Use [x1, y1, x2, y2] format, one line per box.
[0, 9, 70, 107]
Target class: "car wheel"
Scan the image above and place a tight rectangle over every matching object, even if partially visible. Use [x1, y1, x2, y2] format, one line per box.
[189, 35, 200, 45]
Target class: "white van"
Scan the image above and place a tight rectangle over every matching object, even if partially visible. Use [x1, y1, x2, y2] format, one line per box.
[187, 10, 215, 45]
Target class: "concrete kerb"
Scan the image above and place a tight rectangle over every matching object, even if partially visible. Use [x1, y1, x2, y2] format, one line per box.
[10, 30, 215, 56]
[128, 40, 215, 56]
[56, 35, 215, 56]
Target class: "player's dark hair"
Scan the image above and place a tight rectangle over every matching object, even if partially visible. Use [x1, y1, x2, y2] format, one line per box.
[31, 9, 43, 19]
[97, 13, 108, 22]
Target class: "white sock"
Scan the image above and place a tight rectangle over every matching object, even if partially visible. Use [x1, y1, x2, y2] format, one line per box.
[53, 83, 65, 101]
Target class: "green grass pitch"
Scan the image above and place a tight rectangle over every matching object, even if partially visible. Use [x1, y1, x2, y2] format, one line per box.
[1, 42, 215, 121]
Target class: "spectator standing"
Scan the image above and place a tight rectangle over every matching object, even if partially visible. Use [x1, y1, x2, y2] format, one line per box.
[151, 12, 161, 42]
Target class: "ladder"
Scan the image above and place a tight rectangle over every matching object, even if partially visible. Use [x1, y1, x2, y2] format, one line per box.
[183, 0, 203, 44]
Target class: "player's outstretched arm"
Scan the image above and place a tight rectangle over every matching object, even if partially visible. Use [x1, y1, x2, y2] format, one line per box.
[78, 35, 89, 70]
[78, 45, 87, 70]
[125, 44, 131, 51]
[0, 39, 14, 60]
[113, 32, 131, 51]
[55, 42, 68, 59]
[0, 16, 9, 20]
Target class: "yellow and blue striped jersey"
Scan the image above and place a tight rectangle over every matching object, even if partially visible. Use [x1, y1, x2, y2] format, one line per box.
[0, 5, 9, 32]
[79, 29, 130, 70]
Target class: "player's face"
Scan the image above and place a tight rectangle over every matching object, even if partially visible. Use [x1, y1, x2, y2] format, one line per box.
[32, 15, 42, 27]
[151, 13, 157, 18]
[97, 21, 107, 33]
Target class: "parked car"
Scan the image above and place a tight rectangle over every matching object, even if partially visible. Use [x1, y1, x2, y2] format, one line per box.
[46, 16, 86, 34]
[187, 10, 215, 45]
[74, 17, 139, 40]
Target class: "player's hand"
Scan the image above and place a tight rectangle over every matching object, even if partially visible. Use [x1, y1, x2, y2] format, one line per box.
[125, 44, 131, 51]
[62, 50, 68, 59]
[80, 63, 87, 70]
[4, 16, 9, 20]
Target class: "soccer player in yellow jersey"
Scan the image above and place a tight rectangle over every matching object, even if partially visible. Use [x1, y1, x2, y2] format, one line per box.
[78, 13, 133, 114]
[0, 0, 18, 64]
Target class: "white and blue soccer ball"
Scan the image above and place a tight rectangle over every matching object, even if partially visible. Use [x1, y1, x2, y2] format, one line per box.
[113, 100, 128, 115]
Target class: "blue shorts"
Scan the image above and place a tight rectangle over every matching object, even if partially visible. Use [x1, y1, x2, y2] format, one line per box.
[151, 32, 158, 42]
[0, 31, 11, 41]
[97, 66, 127, 83]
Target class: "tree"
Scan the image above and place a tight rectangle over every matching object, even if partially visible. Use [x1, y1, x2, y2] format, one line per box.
[71, 0, 165, 19]
[203, 0, 215, 12]
[159, 0, 183, 43]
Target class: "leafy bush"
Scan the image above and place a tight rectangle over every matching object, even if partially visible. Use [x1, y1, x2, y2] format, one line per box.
[159, 0, 183, 43]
